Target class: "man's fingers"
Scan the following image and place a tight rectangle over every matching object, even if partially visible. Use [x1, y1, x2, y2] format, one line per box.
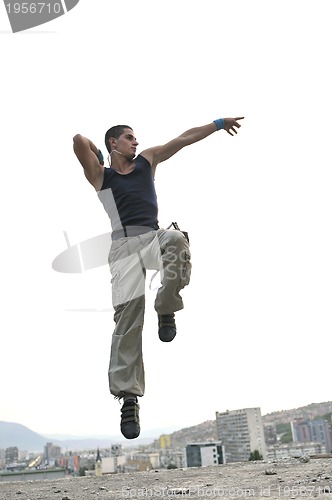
[225, 117, 244, 135]
[234, 118, 244, 128]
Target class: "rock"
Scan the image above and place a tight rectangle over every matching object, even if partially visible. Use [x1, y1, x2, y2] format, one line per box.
[265, 469, 277, 475]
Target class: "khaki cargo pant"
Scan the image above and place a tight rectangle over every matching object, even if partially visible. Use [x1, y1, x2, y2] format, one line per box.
[108, 228, 191, 398]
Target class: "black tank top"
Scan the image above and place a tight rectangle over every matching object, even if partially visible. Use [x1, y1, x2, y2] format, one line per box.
[97, 154, 159, 231]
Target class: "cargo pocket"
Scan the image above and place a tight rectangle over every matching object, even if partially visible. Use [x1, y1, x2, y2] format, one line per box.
[180, 250, 192, 288]
[111, 272, 124, 308]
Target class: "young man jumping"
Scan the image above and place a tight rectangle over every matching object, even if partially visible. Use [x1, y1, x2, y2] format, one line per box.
[73, 116, 244, 439]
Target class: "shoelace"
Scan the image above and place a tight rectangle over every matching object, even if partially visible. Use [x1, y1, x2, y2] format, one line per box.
[158, 314, 175, 327]
[121, 401, 140, 424]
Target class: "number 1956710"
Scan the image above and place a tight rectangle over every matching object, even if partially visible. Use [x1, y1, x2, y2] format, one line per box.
[5, 3, 62, 14]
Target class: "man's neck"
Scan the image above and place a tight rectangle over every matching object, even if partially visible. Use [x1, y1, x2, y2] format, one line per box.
[110, 151, 135, 174]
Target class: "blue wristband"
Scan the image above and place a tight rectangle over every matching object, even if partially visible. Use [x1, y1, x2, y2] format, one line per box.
[97, 149, 104, 164]
[214, 118, 224, 131]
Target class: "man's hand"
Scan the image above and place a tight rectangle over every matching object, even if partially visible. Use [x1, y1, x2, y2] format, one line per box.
[223, 117, 244, 136]
[97, 149, 104, 166]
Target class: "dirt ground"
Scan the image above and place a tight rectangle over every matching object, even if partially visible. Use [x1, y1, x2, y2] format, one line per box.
[0, 457, 332, 500]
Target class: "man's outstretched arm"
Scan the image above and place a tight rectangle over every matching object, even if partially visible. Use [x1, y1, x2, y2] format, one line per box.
[73, 134, 104, 191]
[140, 117, 244, 173]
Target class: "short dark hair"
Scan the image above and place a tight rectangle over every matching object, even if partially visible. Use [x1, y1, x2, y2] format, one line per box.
[104, 125, 133, 153]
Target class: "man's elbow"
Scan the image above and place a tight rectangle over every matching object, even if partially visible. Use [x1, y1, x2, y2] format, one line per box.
[73, 134, 88, 154]
[73, 133, 83, 144]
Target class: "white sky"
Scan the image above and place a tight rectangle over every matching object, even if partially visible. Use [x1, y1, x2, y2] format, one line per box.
[1, 0, 331, 440]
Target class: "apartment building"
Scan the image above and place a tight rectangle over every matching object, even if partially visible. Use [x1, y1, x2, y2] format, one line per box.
[216, 407, 267, 463]
[266, 441, 326, 460]
[291, 418, 332, 453]
[185, 442, 223, 467]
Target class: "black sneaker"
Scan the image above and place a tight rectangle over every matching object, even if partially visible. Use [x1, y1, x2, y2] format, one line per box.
[120, 399, 140, 439]
[158, 313, 176, 342]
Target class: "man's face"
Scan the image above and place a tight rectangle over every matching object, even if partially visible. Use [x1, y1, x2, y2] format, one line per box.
[114, 128, 139, 159]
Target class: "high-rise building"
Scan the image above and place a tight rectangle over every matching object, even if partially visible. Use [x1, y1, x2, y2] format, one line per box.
[264, 423, 278, 445]
[44, 442, 61, 465]
[5, 447, 19, 465]
[291, 418, 332, 453]
[216, 407, 267, 463]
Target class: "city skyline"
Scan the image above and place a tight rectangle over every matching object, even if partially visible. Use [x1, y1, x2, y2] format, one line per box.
[1, 399, 331, 454]
[1, 402, 331, 480]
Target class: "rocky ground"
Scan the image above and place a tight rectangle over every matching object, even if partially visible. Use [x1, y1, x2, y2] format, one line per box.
[0, 458, 332, 500]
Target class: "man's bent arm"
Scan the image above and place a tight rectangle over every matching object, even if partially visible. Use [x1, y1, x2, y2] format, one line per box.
[73, 134, 104, 191]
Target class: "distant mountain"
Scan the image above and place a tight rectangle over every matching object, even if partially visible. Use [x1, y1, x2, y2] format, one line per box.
[168, 420, 217, 449]
[0, 421, 49, 452]
[262, 401, 332, 424]
[0, 421, 129, 452]
[0, 421, 170, 453]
